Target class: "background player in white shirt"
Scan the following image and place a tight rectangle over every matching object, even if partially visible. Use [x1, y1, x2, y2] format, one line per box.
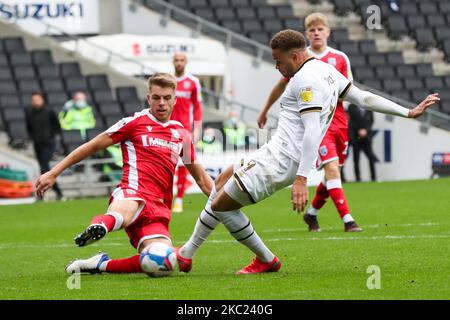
[176, 30, 439, 275]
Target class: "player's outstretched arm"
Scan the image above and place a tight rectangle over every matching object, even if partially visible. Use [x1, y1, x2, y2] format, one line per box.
[258, 78, 288, 129]
[35, 133, 115, 197]
[344, 85, 440, 118]
[185, 163, 213, 197]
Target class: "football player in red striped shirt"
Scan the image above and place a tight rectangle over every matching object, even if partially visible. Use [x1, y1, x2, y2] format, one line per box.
[171, 52, 203, 213]
[36, 73, 212, 275]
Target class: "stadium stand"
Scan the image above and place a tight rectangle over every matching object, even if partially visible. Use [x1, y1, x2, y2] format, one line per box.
[139, 0, 450, 116]
[0, 35, 149, 153]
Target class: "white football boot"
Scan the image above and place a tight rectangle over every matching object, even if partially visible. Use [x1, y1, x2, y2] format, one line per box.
[65, 252, 110, 274]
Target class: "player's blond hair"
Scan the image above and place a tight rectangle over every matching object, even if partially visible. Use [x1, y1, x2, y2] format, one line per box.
[270, 29, 307, 52]
[148, 73, 177, 91]
[304, 12, 329, 30]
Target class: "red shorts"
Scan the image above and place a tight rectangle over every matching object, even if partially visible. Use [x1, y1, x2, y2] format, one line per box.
[316, 128, 349, 169]
[108, 187, 171, 250]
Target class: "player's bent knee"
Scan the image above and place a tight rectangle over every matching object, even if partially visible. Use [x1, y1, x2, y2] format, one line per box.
[211, 189, 242, 212]
[324, 161, 341, 180]
[214, 165, 234, 191]
[139, 237, 172, 253]
[108, 200, 141, 228]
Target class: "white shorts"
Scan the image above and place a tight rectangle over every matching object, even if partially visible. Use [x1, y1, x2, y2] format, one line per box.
[224, 144, 298, 206]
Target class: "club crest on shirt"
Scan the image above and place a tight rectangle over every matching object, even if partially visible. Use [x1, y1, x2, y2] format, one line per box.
[183, 81, 191, 89]
[319, 146, 328, 156]
[171, 128, 180, 139]
[327, 57, 337, 66]
[300, 87, 313, 102]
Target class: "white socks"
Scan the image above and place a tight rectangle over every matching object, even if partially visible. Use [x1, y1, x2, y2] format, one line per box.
[180, 186, 219, 259]
[218, 209, 275, 263]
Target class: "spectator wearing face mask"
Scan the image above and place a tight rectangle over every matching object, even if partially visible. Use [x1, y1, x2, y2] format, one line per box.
[59, 91, 96, 140]
[195, 127, 223, 155]
[224, 110, 247, 150]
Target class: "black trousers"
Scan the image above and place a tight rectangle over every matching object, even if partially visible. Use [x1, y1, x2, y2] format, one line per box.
[353, 137, 377, 182]
[33, 140, 63, 197]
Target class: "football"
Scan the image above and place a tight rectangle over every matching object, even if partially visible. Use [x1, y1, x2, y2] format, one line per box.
[140, 242, 178, 277]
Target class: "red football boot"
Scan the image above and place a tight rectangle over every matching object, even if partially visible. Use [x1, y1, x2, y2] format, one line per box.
[236, 256, 281, 275]
[175, 247, 192, 273]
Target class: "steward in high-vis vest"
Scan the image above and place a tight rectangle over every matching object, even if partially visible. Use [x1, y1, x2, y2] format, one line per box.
[59, 91, 96, 140]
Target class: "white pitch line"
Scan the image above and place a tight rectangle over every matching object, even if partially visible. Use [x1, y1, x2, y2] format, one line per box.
[1, 234, 449, 250]
[262, 222, 442, 233]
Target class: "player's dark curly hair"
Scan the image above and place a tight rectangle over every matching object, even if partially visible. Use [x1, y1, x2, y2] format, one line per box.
[148, 73, 177, 91]
[270, 29, 307, 52]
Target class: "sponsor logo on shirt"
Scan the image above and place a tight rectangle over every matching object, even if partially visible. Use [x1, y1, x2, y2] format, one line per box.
[300, 87, 313, 102]
[141, 135, 181, 153]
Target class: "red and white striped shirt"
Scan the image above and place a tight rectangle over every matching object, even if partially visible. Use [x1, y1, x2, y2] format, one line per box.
[171, 74, 202, 132]
[106, 109, 196, 208]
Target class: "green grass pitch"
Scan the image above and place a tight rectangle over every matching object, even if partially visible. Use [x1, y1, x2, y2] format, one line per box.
[0, 178, 449, 300]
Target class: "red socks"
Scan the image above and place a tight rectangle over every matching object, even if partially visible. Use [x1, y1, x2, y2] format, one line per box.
[105, 255, 142, 273]
[311, 182, 329, 210]
[90, 214, 116, 232]
[326, 179, 350, 218]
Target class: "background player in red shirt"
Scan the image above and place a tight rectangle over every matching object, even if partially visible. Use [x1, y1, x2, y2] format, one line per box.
[36, 73, 212, 275]
[258, 13, 361, 232]
[171, 52, 203, 213]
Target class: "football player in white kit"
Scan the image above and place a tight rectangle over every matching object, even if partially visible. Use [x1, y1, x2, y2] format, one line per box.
[176, 30, 439, 275]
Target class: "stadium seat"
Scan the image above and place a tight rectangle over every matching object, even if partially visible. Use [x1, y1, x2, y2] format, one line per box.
[221, 20, 242, 33]
[31, 50, 54, 66]
[333, 0, 354, 16]
[424, 76, 445, 90]
[12, 66, 36, 80]
[390, 90, 411, 102]
[0, 54, 8, 66]
[17, 79, 41, 93]
[0, 94, 21, 109]
[0, 80, 17, 94]
[415, 64, 434, 77]
[230, 0, 249, 6]
[426, 14, 446, 29]
[347, 55, 366, 68]
[86, 128, 105, 141]
[386, 16, 409, 39]
[386, 52, 404, 65]
[411, 89, 431, 102]
[215, 8, 235, 21]
[359, 40, 377, 54]
[284, 18, 303, 31]
[275, 6, 295, 19]
[188, 0, 208, 8]
[41, 79, 65, 93]
[396, 65, 416, 78]
[37, 65, 61, 79]
[354, 67, 375, 80]
[116, 87, 140, 104]
[383, 78, 404, 92]
[242, 20, 262, 33]
[407, 15, 426, 31]
[0, 67, 13, 81]
[2, 107, 26, 122]
[7, 120, 30, 147]
[375, 66, 395, 79]
[237, 7, 257, 20]
[92, 90, 115, 104]
[2, 37, 26, 53]
[98, 102, 123, 117]
[60, 62, 82, 78]
[62, 130, 84, 145]
[122, 102, 143, 116]
[211, 0, 229, 7]
[262, 20, 283, 33]
[414, 28, 436, 51]
[65, 77, 88, 92]
[167, 0, 188, 8]
[419, 3, 438, 15]
[104, 115, 123, 128]
[362, 79, 382, 90]
[9, 52, 33, 66]
[331, 29, 349, 43]
[404, 78, 424, 90]
[399, 3, 419, 16]
[339, 41, 360, 55]
[46, 92, 69, 106]
[256, 7, 277, 20]
[194, 8, 215, 21]
[248, 32, 270, 45]
[367, 53, 387, 67]
[87, 75, 110, 90]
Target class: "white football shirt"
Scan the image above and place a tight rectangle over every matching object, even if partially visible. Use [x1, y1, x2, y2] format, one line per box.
[268, 57, 352, 162]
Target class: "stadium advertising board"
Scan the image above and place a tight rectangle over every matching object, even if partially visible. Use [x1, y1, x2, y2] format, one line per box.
[0, 0, 100, 34]
[61, 34, 229, 76]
